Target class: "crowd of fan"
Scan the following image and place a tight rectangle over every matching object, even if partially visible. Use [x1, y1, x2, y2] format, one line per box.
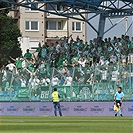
[0, 35, 133, 92]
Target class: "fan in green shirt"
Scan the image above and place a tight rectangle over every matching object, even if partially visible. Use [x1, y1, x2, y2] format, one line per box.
[58, 58, 64, 68]
[10, 56, 23, 69]
[80, 40, 85, 50]
[128, 42, 133, 50]
[16, 59, 23, 69]
[24, 49, 32, 61]
[28, 63, 34, 72]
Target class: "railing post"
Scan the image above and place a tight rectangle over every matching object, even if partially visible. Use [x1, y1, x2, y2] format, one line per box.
[92, 66, 95, 101]
[9, 70, 14, 102]
[29, 71, 34, 102]
[49, 67, 55, 101]
[70, 67, 75, 101]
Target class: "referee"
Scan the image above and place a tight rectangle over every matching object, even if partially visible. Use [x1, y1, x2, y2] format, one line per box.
[114, 87, 124, 117]
[52, 88, 62, 116]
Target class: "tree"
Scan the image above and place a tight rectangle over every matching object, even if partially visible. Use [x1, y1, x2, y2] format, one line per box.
[0, 3, 22, 67]
[0, 2, 9, 14]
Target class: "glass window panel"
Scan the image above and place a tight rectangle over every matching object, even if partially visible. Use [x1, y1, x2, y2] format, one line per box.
[25, 21, 29, 30]
[76, 22, 81, 31]
[48, 21, 56, 30]
[31, 21, 38, 30]
[31, 3, 38, 10]
[72, 22, 75, 31]
[46, 4, 56, 10]
[58, 21, 62, 30]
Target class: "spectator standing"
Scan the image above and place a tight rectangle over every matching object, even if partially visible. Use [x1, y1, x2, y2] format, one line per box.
[41, 44, 48, 60]
[10, 56, 23, 70]
[36, 42, 42, 59]
[24, 49, 32, 61]
[6, 60, 16, 72]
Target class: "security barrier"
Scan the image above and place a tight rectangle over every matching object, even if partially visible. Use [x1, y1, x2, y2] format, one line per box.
[0, 64, 133, 101]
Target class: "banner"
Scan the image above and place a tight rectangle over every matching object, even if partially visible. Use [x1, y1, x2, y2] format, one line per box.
[40, 85, 93, 101]
[0, 102, 132, 116]
[0, 84, 132, 101]
[17, 87, 29, 98]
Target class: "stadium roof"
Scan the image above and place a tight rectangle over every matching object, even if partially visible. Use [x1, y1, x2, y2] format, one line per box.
[1, 0, 133, 37]
[122, 0, 133, 3]
[1, 0, 133, 11]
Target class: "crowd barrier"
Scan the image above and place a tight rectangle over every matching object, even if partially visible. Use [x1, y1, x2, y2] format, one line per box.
[0, 65, 133, 101]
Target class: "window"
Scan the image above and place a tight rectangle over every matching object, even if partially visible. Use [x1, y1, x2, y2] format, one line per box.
[46, 4, 55, 10]
[25, 21, 29, 30]
[31, 3, 38, 10]
[25, 21, 39, 31]
[48, 21, 56, 30]
[58, 22, 62, 30]
[46, 4, 63, 11]
[76, 22, 81, 31]
[46, 21, 63, 30]
[57, 5, 63, 11]
[31, 21, 38, 30]
[72, 22, 75, 31]
[25, 3, 38, 11]
[72, 22, 82, 31]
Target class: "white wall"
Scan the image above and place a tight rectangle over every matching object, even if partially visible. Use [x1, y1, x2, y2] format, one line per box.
[18, 37, 30, 56]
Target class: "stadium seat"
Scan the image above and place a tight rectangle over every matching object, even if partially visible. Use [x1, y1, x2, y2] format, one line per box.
[131, 94, 133, 100]
[0, 91, 4, 96]
[94, 95, 98, 101]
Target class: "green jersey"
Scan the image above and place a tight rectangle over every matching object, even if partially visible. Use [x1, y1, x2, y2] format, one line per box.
[16, 60, 23, 69]
[24, 53, 32, 60]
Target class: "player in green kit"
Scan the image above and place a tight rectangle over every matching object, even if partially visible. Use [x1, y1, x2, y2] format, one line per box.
[114, 87, 124, 117]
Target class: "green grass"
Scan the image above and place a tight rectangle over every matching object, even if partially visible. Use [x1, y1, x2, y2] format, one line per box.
[0, 116, 133, 133]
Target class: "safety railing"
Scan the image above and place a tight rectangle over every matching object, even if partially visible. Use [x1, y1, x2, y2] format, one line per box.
[0, 64, 133, 101]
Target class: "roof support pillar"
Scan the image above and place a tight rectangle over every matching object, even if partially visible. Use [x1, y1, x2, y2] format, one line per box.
[98, 13, 106, 38]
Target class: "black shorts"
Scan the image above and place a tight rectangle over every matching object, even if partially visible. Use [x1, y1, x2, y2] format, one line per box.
[116, 100, 122, 107]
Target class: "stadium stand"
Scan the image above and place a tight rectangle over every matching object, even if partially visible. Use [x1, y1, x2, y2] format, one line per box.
[0, 35, 133, 101]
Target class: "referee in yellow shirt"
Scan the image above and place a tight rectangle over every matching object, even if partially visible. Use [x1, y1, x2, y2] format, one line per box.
[52, 88, 62, 116]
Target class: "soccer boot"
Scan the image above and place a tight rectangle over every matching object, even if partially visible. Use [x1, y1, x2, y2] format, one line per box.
[120, 114, 123, 117]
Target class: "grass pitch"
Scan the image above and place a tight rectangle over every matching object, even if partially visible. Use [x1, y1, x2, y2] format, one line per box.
[0, 116, 133, 133]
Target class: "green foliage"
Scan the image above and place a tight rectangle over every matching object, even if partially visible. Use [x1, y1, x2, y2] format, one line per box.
[0, 13, 22, 66]
[0, 2, 9, 14]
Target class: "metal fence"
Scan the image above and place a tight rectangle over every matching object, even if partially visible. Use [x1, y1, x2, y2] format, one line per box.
[0, 64, 133, 101]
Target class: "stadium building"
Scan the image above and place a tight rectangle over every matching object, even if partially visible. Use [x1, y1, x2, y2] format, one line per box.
[8, 1, 86, 54]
